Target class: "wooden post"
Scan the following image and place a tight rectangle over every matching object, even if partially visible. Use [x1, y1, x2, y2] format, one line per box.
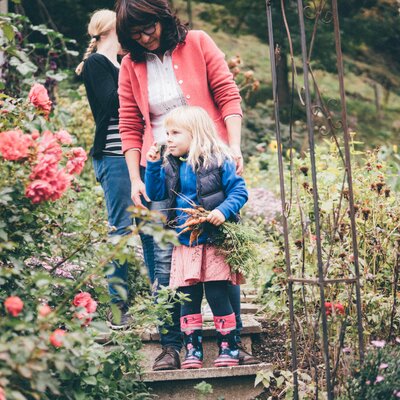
[187, 0, 193, 28]
[0, 0, 7, 13]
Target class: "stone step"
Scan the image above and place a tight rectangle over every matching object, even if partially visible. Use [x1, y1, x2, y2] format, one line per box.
[138, 335, 253, 371]
[135, 363, 272, 400]
[201, 302, 259, 317]
[241, 293, 258, 303]
[240, 286, 258, 296]
[240, 303, 260, 314]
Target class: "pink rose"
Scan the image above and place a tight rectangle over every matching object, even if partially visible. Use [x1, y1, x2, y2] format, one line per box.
[66, 147, 87, 175]
[48, 169, 72, 201]
[4, 296, 24, 317]
[29, 153, 59, 180]
[73, 292, 97, 315]
[86, 298, 98, 314]
[0, 130, 33, 161]
[38, 304, 52, 317]
[31, 130, 40, 140]
[55, 130, 72, 145]
[49, 329, 66, 347]
[28, 83, 52, 117]
[25, 180, 54, 203]
[73, 292, 92, 308]
[38, 131, 62, 160]
[0, 385, 5, 400]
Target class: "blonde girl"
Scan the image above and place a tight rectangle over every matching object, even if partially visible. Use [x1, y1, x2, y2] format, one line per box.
[76, 10, 155, 328]
[145, 106, 248, 369]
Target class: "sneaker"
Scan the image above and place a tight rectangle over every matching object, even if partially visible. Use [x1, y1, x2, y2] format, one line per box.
[152, 346, 181, 371]
[106, 301, 133, 330]
[237, 342, 261, 365]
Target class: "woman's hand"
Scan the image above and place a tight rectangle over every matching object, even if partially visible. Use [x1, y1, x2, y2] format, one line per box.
[207, 209, 226, 226]
[131, 178, 150, 208]
[230, 146, 244, 176]
[146, 142, 161, 162]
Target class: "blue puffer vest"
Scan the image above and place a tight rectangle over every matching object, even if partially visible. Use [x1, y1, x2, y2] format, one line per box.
[164, 155, 227, 225]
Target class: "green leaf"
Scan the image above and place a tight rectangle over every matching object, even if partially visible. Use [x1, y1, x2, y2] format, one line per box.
[1, 23, 15, 41]
[83, 376, 97, 385]
[16, 61, 38, 76]
[276, 376, 285, 388]
[46, 70, 68, 82]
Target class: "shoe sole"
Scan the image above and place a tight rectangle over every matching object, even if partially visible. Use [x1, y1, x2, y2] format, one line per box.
[106, 320, 132, 330]
[182, 361, 203, 369]
[214, 359, 239, 367]
[152, 366, 180, 371]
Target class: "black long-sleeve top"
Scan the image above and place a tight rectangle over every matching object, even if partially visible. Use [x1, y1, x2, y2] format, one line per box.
[82, 53, 120, 158]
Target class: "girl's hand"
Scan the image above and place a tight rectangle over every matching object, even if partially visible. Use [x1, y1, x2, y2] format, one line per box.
[207, 209, 226, 226]
[131, 178, 150, 208]
[146, 142, 161, 162]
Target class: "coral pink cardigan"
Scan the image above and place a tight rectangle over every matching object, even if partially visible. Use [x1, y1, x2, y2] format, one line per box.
[118, 30, 242, 166]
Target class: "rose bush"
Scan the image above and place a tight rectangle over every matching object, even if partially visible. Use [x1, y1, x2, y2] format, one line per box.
[0, 84, 172, 399]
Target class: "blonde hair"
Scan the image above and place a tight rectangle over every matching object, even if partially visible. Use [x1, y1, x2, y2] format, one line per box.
[75, 9, 116, 75]
[164, 106, 232, 170]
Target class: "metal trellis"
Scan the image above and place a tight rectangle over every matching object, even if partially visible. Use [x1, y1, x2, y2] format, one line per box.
[265, 1, 365, 398]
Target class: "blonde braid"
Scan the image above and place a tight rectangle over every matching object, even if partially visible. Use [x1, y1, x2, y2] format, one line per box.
[75, 37, 98, 75]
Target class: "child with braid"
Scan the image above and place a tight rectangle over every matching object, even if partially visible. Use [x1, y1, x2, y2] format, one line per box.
[145, 106, 248, 368]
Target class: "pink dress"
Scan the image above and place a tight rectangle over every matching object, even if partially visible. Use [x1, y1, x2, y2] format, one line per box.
[169, 244, 245, 289]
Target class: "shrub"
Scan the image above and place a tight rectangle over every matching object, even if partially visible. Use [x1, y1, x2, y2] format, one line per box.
[0, 85, 157, 399]
[343, 340, 400, 399]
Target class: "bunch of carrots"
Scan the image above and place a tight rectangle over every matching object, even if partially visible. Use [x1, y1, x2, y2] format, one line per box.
[175, 206, 209, 246]
[172, 200, 263, 275]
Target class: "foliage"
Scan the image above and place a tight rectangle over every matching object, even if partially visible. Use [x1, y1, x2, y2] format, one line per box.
[200, 0, 400, 89]
[255, 368, 314, 400]
[342, 341, 400, 400]
[0, 13, 77, 96]
[0, 81, 183, 398]
[54, 85, 95, 154]
[213, 221, 263, 275]
[244, 138, 400, 393]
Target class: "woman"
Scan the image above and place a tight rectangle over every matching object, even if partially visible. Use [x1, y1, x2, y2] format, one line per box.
[115, 0, 258, 370]
[76, 9, 155, 328]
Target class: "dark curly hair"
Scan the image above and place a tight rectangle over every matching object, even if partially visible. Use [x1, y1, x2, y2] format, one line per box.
[115, 0, 188, 62]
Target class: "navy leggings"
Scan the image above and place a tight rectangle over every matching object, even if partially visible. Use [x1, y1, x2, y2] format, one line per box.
[179, 281, 234, 317]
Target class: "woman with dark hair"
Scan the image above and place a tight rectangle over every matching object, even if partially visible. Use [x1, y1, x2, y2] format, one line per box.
[76, 9, 155, 330]
[115, 0, 258, 370]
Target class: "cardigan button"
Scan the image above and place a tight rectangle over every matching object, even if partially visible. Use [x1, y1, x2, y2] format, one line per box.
[186, 94, 190, 99]
[174, 64, 178, 69]
[178, 79, 183, 84]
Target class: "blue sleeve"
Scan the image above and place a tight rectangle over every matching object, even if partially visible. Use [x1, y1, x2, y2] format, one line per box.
[145, 160, 167, 201]
[216, 160, 248, 220]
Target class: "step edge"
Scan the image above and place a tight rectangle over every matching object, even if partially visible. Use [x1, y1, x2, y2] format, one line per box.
[135, 363, 272, 382]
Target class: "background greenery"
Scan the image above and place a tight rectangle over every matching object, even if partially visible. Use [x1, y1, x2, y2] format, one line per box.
[1, 0, 400, 398]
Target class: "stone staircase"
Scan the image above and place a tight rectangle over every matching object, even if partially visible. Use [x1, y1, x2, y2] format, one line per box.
[131, 286, 272, 400]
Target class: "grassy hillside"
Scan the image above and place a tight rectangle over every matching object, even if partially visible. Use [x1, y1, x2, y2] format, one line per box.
[174, 0, 400, 149]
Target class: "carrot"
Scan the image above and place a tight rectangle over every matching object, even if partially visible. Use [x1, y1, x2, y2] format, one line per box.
[175, 208, 199, 216]
[178, 226, 193, 236]
[189, 229, 202, 246]
[180, 216, 208, 228]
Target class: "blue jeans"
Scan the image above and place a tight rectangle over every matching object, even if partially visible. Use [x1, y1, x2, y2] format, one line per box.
[93, 156, 155, 300]
[145, 198, 181, 351]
